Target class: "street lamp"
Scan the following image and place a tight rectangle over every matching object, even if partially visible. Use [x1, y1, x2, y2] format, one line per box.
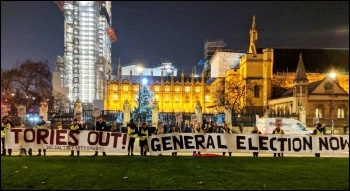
[137, 66, 143, 127]
[329, 72, 336, 135]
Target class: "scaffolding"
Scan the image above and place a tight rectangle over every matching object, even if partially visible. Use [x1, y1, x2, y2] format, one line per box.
[54, 1, 116, 104]
[203, 39, 227, 79]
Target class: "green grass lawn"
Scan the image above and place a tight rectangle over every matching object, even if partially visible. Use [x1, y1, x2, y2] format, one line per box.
[1, 156, 348, 190]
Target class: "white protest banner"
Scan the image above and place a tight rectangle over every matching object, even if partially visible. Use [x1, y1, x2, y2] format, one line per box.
[5, 129, 349, 155]
[5, 129, 129, 152]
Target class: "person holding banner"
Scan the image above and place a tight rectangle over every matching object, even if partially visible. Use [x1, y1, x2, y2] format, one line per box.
[204, 123, 214, 133]
[69, 118, 84, 156]
[170, 124, 181, 156]
[20, 118, 33, 156]
[92, 116, 108, 157]
[251, 125, 262, 157]
[222, 123, 234, 156]
[322, 124, 328, 135]
[193, 123, 204, 156]
[154, 124, 164, 156]
[216, 124, 223, 133]
[272, 119, 284, 157]
[35, 116, 47, 156]
[1, 116, 15, 156]
[138, 122, 149, 156]
[155, 124, 164, 135]
[312, 123, 324, 157]
[127, 119, 138, 156]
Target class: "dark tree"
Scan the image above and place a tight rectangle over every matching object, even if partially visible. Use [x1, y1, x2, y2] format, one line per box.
[1, 60, 53, 115]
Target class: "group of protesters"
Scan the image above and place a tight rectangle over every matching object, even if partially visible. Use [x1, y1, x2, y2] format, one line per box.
[1, 115, 47, 156]
[1, 115, 327, 158]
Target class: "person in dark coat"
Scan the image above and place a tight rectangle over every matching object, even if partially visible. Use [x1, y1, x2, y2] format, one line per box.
[127, 119, 138, 156]
[138, 122, 149, 156]
[272, 119, 284, 157]
[92, 116, 107, 156]
[170, 124, 181, 156]
[312, 123, 324, 157]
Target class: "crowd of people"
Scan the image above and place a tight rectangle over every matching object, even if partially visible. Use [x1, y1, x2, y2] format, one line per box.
[1, 115, 330, 158]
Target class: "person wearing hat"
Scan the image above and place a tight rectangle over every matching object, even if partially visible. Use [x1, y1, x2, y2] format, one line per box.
[127, 119, 138, 156]
[312, 123, 324, 157]
[35, 116, 47, 156]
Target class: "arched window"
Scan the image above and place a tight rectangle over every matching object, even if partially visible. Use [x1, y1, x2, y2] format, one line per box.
[254, 86, 260, 98]
[315, 108, 322, 118]
[337, 108, 345, 119]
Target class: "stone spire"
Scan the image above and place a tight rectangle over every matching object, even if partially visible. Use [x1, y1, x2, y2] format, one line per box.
[118, 63, 122, 81]
[294, 53, 308, 83]
[248, 15, 258, 55]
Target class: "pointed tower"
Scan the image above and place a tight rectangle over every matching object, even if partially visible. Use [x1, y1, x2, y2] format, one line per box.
[171, 71, 174, 84]
[181, 69, 184, 84]
[293, 53, 309, 125]
[191, 69, 195, 85]
[248, 15, 258, 56]
[239, 15, 273, 115]
[151, 70, 154, 85]
[130, 70, 133, 85]
[118, 64, 122, 80]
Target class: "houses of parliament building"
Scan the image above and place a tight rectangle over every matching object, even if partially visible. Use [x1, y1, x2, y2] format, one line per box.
[54, 15, 349, 127]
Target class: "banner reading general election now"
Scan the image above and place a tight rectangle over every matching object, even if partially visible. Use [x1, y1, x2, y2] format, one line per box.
[5, 129, 349, 154]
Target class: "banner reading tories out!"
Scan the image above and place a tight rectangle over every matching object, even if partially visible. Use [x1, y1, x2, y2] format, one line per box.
[5, 128, 349, 154]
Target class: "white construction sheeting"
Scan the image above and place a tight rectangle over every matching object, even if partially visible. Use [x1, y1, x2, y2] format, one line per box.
[210, 52, 245, 78]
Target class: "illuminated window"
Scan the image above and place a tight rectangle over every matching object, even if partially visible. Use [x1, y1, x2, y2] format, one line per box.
[205, 95, 210, 103]
[134, 86, 139, 91]
[184, 95, 189, 103]
[175, 86, 180, 92]
[123, 86, 128, 91]
[155, 95, 159, 101]
[315, 108, 322, 118]
[113, 94, 118, 101]
[195, 87, 200, 93]
[174, 95, 179, 102]
[165, 95, 170, 102]
[164, 86, 169, 92]
[185, 86, 190, 92]
[155, 86, 159, 92]
[337, 108, 345, 119]
[112, 86, 118, 91]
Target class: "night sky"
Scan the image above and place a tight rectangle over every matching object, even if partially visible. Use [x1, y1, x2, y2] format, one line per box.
[1, 1, 349, 75]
